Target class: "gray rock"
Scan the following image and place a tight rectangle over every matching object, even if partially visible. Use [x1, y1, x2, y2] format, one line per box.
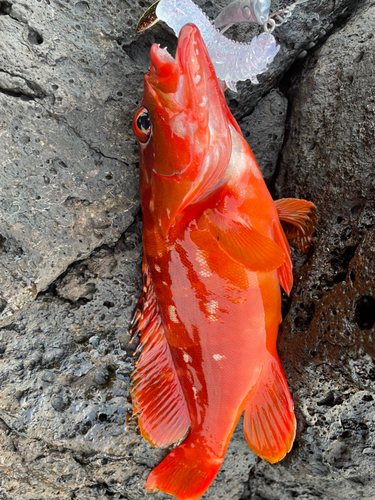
[0, 0, 142, 327]
[0, 222, 144, 499]
[239, 89, 288, 185]
[51, 395, 66, 412]
[0, 0, 374, 499]
[248, 1, 375, 498]
[93, 367, 110, 386]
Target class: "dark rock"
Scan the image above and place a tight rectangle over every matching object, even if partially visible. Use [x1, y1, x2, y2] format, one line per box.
[51, 395, 66, 412]
[0, 0, 374, 499]
[93, 368, 110, 386]
[14, 390, 23, 401]
[239, 89, 288, 185]
[317, 391, 335, 406]
[250, 1, 375, 498]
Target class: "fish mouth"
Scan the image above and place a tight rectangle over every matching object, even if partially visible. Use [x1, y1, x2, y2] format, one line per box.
[148, 41, 179, 94]
[150, 44, 175, 70]
[148, 24, 209, 94]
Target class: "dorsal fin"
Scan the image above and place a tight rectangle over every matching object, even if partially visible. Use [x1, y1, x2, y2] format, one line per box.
[275, 198, 317, 253]
[243, 356, 296, 464]
[130, 261, 190, 447]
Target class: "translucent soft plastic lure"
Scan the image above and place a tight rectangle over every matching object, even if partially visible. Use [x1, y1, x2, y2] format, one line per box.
[214, 0, 271, 29]
[155, 0, 279, 91]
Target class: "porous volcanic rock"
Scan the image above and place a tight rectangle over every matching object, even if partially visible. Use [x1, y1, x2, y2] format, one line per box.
[0, 0, 373, 499]
[224, 0, 365, 120]
[247, 1, 375, 498]
[239, 89, 288, 186]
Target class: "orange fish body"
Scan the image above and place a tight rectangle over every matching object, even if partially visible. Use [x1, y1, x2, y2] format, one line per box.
[131, 24, 316, 500]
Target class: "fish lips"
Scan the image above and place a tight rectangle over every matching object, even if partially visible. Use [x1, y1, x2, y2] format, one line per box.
[148, 23, 219, 97]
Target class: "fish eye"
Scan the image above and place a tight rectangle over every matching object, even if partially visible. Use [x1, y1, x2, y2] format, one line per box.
[133, 106, 151, 143]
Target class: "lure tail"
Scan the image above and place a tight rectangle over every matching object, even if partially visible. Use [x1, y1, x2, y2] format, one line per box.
[146, 436, 223, 500]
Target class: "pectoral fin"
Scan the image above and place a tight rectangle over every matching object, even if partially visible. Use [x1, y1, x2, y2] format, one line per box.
[275, 198, 317, 253]
[204, 209, 285, 272]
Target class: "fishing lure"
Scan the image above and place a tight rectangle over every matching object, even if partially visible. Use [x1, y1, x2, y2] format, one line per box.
[157, 0, 278, 91]
[214, 0, 271, 29]
[137, 0, 278, 91]
[131, 23, 316, 500]
[214, 0, 308, 31]
[136, 0, 308, 91]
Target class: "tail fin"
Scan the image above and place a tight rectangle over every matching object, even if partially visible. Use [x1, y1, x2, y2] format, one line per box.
[146, 438, 223, 500]
[243, 357, 296, 464]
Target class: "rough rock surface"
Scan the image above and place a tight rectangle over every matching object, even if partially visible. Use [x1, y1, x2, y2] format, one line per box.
[0, 0, 374, 499]
[239, 89, 288, 186]
[0, 0, 142, 327]
[257, 1, 375, 498]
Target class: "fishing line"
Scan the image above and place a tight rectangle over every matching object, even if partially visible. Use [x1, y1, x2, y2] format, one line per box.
[263, 0, 309, 33]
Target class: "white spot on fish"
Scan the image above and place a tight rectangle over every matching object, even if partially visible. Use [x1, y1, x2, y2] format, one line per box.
[192, 386, 198, 400]
[166, 208, 170, 218]
[154, 264, 161, 272]
[213, 354, 226, 361]
[194, 74, 201, 85]
[196, 249, 212, 278]
[183, 352, 192, 363]
[206, 300, 219, 314]
[168, 305, 180, 324]
[205, 300, 219, 322]
[170, 112, 197, 139]
[195, 48, 199, 55]
[149, 199, 154, 212]
[199, 96, 208, 107]
[162, 281, 168, 286]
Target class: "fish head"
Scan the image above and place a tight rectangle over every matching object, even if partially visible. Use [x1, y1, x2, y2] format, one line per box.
[133, 23, 236, 238]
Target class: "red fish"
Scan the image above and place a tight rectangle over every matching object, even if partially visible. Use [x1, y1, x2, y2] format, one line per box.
[130, 23, 316, 500]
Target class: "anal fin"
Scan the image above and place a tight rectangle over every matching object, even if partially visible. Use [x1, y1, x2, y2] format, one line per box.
[204, 208, 285, 272]
[243, 357, 296, 464]
[130, 261, 190, 448]
[275, 198, 317, 253]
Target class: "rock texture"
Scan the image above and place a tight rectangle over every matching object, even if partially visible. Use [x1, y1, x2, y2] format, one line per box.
[255, 1, 375, 498]
[239, 89, 288, 186]
[0, 0, 374, 499]
[0, 0, 142, 327]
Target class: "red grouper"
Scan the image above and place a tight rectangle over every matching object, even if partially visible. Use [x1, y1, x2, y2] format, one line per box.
[130, 23, 316, 500]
